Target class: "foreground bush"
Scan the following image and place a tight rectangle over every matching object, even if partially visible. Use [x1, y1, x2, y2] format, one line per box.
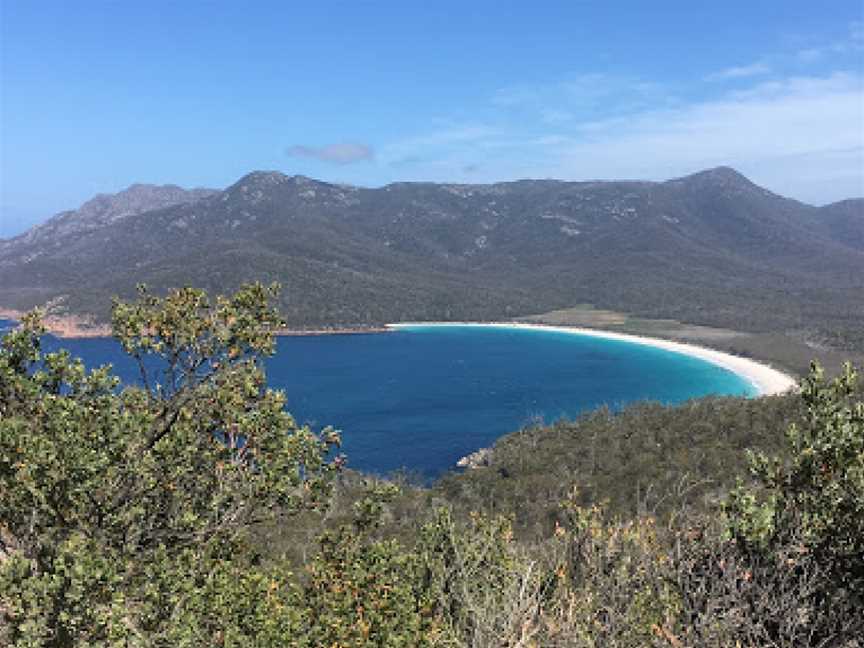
[1, 285, 861, 646]
[0, 285, 339, 645]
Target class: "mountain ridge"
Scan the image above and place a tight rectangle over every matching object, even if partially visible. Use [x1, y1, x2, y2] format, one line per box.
[1, 167, 862, 350]
[1, 183, 218, 249]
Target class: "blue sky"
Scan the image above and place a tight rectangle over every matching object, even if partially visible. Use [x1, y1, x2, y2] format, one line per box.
[1, 1, 863, 237]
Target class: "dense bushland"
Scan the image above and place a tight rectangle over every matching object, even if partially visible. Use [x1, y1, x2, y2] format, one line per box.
[1, 286, 861, 646]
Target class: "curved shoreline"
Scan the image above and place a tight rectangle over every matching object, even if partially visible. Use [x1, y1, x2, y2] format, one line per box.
[387, 321, 798, 397]
[1, 310, 798, 397]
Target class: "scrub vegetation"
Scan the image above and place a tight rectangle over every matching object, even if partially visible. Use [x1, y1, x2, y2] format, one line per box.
[1, 285, 862, 646]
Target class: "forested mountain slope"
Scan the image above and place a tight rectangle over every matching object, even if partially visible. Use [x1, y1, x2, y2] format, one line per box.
[1, 167, 862, 348]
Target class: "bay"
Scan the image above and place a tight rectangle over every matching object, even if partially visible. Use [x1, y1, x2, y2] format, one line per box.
[1, 320, 755, 478]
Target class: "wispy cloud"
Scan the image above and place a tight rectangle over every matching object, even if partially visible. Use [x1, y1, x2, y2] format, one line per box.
[382, 70, 864, 203]
[545, 72, 864, 202]
[706, 62, 772, 81]
[375, 23, 864, 203]
[539, 109, 575, 125]
[797, 48, 824, 63]
[380, 125, 500, 167]
[285, 142, 374, 164]
[795, 20, 864, 65]
[493, 75, 673, 123]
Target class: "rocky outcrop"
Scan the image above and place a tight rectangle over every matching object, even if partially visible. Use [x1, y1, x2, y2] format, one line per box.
[456, 447, 493, 469]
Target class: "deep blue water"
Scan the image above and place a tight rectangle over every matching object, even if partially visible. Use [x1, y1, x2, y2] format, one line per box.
[1, 320, 755, 478]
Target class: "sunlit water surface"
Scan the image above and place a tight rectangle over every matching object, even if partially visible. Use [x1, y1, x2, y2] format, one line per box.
[2, 320, 755, 478]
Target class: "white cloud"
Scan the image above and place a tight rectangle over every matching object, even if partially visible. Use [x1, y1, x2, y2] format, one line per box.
[493, 75, 673, 120]
[379, 25, 864, 205]
[539, 109, 575, 125]
[797, 48, 824, 63]
[285, 142, 374, 164]
[383, 71, 864, 203]
[706, 62, 772, 81]
[380, 125, 500, 166]
[546, 72, 864, 202]
[794, 21, 864, 65]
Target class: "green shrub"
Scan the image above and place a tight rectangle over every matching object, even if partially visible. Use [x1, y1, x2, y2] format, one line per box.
[0, 285, 339, 645]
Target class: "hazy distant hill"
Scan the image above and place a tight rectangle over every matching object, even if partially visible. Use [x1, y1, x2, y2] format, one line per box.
[810, 198, 864, 251]
[1, 167, 862, 349]
[2, 183, 217, 247]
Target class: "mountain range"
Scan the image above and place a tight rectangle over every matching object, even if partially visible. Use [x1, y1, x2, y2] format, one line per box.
[1, 167, 862, 350]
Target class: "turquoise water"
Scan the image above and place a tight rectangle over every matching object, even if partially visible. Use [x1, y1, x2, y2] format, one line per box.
[1, 320, 755, 478]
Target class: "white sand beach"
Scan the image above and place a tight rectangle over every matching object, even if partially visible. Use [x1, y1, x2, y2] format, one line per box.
[387, 322, 797, 397]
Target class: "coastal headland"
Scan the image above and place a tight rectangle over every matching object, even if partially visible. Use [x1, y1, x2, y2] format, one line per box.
[0, 308, 389, 339]
[0, 307, 111, 338]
